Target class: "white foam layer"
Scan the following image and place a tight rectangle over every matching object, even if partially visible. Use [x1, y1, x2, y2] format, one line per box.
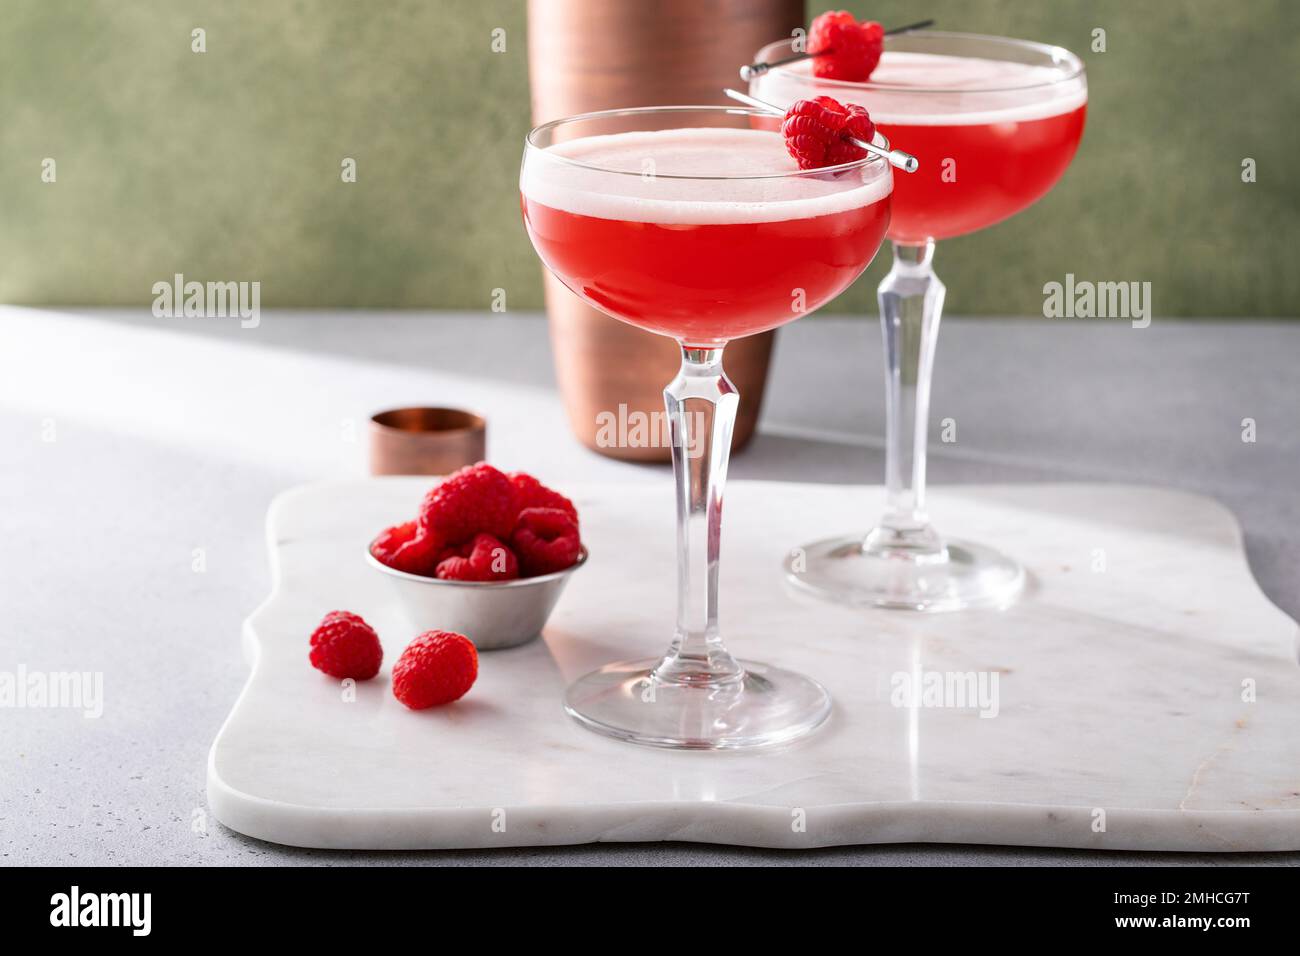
[755, 52, 1087, 127]
[522, 128, 891, 225]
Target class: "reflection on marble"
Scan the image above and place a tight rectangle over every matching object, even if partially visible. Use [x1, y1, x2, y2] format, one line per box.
[208, 479, 1300, 851]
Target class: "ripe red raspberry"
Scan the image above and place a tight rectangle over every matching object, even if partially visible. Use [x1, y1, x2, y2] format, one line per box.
[392, 630, 478, 709]
[435, 533, 520, 582]
[418, 462, 519, 547]
[508, 471, 579, 527]
[309, 611, 383, 680]
[511, 507, 581, 576]
[808, 10, 884, 82]
[371, 520, 440, 576]
[782, 96, 876, 170]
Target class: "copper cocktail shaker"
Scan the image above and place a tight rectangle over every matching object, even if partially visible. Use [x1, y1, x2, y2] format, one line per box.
[527, 0, 803, 461]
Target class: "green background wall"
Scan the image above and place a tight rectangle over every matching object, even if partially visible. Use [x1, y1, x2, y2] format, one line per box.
[2, 0, 1297, 316]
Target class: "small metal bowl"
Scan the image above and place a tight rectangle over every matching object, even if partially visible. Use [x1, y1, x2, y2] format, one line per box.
[365, 543, 587, 650]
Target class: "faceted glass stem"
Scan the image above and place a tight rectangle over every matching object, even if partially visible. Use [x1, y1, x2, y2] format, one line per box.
[865, 240, 947, 560]
[782, 237, 1025, 612]
[562, 340, 830, 748]
[653, 346, 744, 687]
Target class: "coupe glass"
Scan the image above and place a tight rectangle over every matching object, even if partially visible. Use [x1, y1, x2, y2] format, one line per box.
[521, 106, 893, 747]
[751, 33, 1087, 611]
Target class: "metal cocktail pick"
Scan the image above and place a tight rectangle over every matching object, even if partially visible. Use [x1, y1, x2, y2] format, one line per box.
[722, 88, 920, 173]
[739, 19, 936, 81]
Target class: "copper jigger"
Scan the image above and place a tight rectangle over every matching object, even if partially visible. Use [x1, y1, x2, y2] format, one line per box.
[369, 407, 486, 476]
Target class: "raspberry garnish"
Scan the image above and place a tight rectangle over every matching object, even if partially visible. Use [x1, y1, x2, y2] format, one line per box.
[511, 507, 582, 576]
[392, 630, 478, 709]
[309, 611, 383, 680]
[808, 10, 885, 82]
[370, 520, 440, 576]
[781, 96, 876, 170]
[435, 532, 520, 582]
[508, 471, 579, 527]
[418, 462, 519, 548]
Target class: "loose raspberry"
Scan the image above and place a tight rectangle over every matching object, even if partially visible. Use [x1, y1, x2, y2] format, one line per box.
[782, 96, 876, 170]
[508, 471, 579, 526]
[418, 462, 519, 547]
[392, 630, 478, 709]
[808, 10, 884, 82]
[309, 611, 383, 680]
[511, 507, 581, 577]
[371, 520, 440, 576]
[435, 533, 520, 582]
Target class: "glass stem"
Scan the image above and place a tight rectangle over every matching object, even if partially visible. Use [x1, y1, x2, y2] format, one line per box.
[654, 346, 744, 687]
[866, 240, 947, 559]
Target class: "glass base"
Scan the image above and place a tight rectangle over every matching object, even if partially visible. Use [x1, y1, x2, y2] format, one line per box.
[563, 657, 831, 750]
[785, 535, 1025, 612]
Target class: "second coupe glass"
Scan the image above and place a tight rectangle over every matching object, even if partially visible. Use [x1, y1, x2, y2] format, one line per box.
[752, 32, 1087, 611]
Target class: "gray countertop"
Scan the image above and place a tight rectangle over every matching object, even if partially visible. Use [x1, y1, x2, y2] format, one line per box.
[3, 307, 1298, 866]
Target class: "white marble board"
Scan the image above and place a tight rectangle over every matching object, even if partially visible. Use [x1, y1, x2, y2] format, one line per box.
[207, 478, 1300, 851]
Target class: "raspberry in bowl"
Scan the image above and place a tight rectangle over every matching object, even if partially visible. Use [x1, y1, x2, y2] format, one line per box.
[366, 464, 586, 650]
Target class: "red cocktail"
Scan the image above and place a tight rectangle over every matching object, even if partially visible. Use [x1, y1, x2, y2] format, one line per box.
[873, 111, 1086, 243]
[523, 127, 891, 345]
[754, 46, 1087, 244]
[521, 108, 892, 749]
[752, 33, 1088, 611]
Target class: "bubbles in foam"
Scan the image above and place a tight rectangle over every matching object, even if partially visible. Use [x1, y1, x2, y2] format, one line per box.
[522, 128, 891, 225]
[756, 52, 1087, 127]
